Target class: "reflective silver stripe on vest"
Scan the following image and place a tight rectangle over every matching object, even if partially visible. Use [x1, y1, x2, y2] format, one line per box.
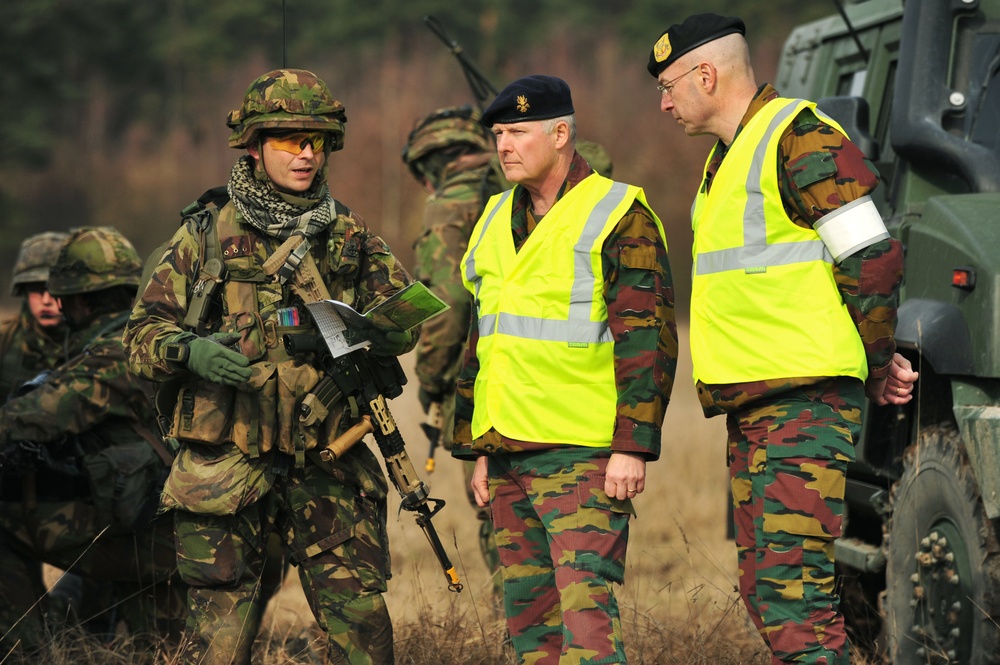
[465, 189, 513, 294]
[696, 99, 833, 276]
[497, 313, 611, 343]
[477, 181, 627, 344]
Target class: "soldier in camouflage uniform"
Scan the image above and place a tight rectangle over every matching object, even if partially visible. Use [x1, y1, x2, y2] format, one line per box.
[647, 14, 919, 664]
[453, 75, 677, 665]
[124, 69, 416, 665]
[0, 232, 70, 401]
[401, 105, 504, 596]
[0, 227, 184, 659]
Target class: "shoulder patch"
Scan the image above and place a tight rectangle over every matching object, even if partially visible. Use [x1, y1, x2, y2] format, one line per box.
[790, 151, 837, 190]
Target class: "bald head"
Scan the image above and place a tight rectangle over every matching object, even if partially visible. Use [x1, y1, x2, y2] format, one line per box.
[659, 32, 759, 144]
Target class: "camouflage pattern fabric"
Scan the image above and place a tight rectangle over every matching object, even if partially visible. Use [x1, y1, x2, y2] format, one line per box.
[412, 152, 498, 400]
[46, 226, 142, 297]
[0, 311, 184, 654]
[124, 189, 412, 664]
[404, 109, 504, 594]
[10, 231, 70, 297]
[697, 83, 903, 417]
[173, 443, 392, 665]
[727, 377, 863, 664]
[487, 448, 633, 665]
[0, 502, 184, 652]
[226, 69, 347, 150]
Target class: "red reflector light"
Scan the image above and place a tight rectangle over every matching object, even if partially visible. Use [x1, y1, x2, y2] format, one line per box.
[952, 267, 976, 291]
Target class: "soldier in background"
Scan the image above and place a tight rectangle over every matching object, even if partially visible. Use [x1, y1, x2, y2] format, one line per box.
[0, 232, 70, 400]
[125, 68, 415, 665]
[0, 227, 184, 660]
[402, 105, 505, 598]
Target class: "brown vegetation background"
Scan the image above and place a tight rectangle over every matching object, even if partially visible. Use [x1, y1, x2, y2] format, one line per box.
[258, 334, 759, 664]
[0, 21, 806, 320]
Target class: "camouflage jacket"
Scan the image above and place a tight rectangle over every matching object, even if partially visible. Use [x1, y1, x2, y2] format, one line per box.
[695, 84, 904, 416]
[0, 304, 67, 401]
[124, 198, 415, 383]
[452, 151, 678, 461]
[0, 310, 153, 451]
[413, 152, 500, 396]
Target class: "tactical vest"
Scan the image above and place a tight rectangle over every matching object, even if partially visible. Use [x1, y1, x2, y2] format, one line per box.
[462, 174, 665, 446]
[166, 194, 360, 465]
[690, 97, 867, 385]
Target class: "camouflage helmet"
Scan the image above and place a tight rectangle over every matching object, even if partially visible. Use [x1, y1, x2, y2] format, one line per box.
[402, 105, 491, 179]
[10, 231, 70, 296]
[47, 226, 142, 297]
[577, 140, 614, 179]
[227, 69, 347, 150]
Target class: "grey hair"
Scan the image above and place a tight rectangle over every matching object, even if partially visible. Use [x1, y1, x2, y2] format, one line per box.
[542, 114, 577, 144]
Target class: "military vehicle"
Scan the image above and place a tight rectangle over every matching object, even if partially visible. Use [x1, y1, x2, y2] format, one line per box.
[775, 0, 1000, 662]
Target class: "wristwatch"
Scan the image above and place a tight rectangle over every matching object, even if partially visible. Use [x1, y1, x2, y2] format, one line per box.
[164, 342, 190, 365]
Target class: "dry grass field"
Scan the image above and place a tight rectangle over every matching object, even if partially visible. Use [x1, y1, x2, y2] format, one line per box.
[28, 326, 887, 664]
[252, 327, 773, 664]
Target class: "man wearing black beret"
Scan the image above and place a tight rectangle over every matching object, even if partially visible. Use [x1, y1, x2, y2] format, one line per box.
[452, 74, 678, 664]
[647, 12, 917, 665]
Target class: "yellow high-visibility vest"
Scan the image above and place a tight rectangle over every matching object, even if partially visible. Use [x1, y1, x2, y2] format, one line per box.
[462, 174, 666, 445]
[690, 97, 867, 384]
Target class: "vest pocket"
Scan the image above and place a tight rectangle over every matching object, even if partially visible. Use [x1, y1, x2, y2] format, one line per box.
[170, 381, 235, 446]
[276, 361, 323, 457]
[222, 311, 268, 362]
[231, 362, 278, 456]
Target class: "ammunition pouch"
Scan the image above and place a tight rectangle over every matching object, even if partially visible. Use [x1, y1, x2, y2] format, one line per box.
[82, 437, 168, 531]
[169, 359, 343, 467]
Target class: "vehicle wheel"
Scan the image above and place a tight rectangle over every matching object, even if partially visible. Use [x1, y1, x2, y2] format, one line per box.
[885, 424, 1000, 664]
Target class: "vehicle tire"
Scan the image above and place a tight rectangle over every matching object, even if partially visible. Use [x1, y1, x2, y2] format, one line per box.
[885, 423, 1000, 664]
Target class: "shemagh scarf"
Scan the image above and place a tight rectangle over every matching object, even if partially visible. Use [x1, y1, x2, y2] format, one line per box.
[227, 154, 334, 241]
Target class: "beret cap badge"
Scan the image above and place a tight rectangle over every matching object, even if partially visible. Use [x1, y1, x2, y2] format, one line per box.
[654, 34, 673, 64]
[646, 13, 746, 78]
[481, 75, 574, 126]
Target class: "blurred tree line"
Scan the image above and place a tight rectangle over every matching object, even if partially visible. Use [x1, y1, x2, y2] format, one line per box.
[0, 0, 834, 311]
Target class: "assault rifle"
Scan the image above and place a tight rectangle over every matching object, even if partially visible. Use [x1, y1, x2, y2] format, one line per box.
[423, 15, 498, 110]
[283, 302, 463, 593]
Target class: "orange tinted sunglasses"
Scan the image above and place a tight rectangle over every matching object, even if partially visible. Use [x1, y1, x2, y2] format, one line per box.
[265, 131, 327, 155]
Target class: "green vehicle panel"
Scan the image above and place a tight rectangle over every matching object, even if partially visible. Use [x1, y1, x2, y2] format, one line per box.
[776, 1, 1000, 661]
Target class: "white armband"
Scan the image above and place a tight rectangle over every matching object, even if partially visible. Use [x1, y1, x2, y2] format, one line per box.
[814, 195, 889, 262]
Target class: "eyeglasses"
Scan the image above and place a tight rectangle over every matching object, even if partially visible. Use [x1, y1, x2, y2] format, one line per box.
[656, 65, 700, 96]
[264, 131, 327, 155]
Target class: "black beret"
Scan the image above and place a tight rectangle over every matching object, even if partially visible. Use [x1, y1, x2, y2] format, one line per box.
[647, 13, 746, 78]
[481, 75, 574, 127]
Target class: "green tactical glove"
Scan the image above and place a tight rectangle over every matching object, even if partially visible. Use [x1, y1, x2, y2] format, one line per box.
[367, 327, 412, 356]
[186, 332, 252, 386]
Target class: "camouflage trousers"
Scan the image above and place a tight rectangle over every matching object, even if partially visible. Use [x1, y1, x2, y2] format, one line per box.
[727, 377, 863, 665]
[0, 498, 185, 656]
[488, 448, 633, 665]
[173, 448, 393, 665]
